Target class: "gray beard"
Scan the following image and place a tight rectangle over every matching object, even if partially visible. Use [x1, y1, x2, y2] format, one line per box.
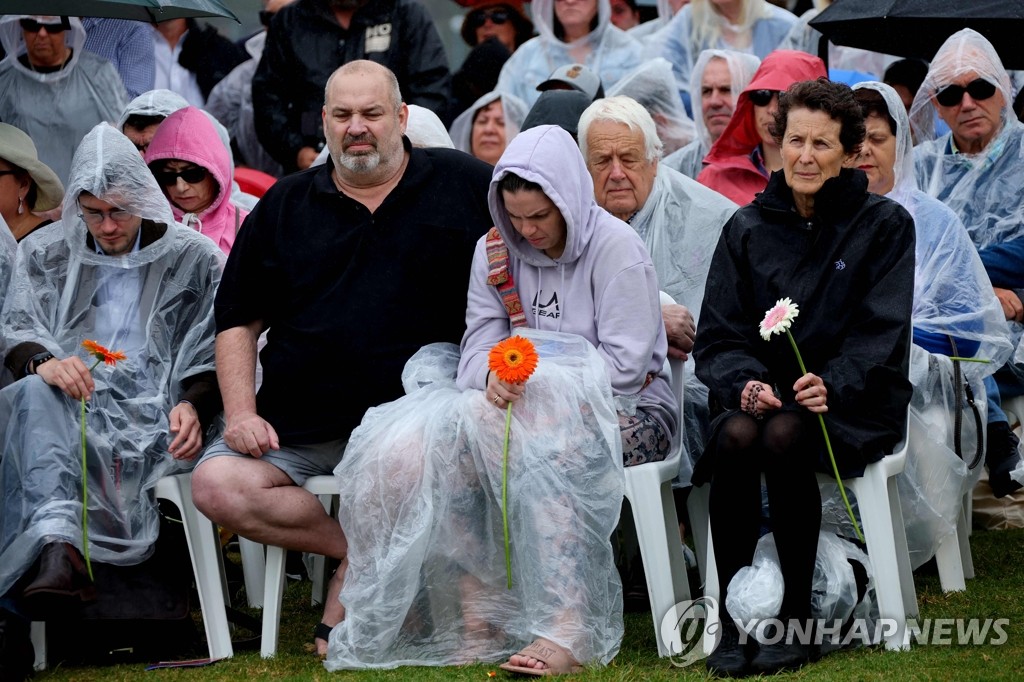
[337, 150, 381, 173]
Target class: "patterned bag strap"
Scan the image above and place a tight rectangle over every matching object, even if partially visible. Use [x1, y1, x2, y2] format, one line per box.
[485, 227, 527, 328]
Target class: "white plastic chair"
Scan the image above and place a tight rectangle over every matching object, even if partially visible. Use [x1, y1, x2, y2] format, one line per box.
[694, 418, 917, 652]
[259, 474, 338, 658]
[31, 473, 234, 670]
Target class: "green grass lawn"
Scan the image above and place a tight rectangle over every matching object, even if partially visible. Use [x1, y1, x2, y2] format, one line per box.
[36, 527, 1024, 681]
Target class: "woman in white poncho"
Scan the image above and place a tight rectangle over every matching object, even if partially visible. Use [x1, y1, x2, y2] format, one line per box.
[449, 91, 529, 166]
[836, 82, 1013, 567]
[0, 123, 223, 610]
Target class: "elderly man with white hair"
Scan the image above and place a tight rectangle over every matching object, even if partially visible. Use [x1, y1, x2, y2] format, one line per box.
[662, 48, 760, 178]
[912, 28, 1024, 498]
[579, 94, 736, 484]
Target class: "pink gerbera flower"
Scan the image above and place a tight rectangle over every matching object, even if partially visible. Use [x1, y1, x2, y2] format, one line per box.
[759, 297, 800, 341]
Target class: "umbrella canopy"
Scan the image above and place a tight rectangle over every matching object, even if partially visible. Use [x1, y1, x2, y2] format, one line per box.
[810, 0, 1024, 70]
[0, 0, 239, 23]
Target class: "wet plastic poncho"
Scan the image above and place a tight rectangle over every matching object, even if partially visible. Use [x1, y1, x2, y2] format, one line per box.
[115, 88, 189, 130]
[326, 330, 623, 670]
[205, 32, 283, 178]
[631, 165, 736, 481]
[657, 0, 795, 99]
[0, 124, 223, 597]
[0, 17, 127, 185]
[449, 91, 530, 158]
[662, 49, 760, 178]
[606, 58, 696, 156]
[495, 0, 644, 108]
[779, 8, 896, 80]
[910, 30, 1024, 252]
[628, 0, 674, 40]
[0, 216, 13, 308]
[847, 82, 1011, 567]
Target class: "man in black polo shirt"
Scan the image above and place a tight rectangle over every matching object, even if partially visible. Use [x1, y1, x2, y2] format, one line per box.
[192, 60, 493, 655]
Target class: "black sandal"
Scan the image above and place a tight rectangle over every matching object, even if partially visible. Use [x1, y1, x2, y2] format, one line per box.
[314, 622, 333, 645]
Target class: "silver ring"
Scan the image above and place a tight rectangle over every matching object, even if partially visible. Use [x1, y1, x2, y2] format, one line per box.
[493, 395, 500, 404]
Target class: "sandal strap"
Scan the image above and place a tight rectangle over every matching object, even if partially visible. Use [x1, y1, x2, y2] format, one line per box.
[313, 622, 334, 643]
[518, 638, 578, 673]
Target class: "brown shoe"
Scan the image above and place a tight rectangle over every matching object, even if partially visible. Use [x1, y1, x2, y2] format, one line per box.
[20, 543, 96, 619]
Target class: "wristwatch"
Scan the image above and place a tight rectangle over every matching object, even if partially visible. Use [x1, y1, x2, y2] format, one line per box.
[26, 351, 55, 375]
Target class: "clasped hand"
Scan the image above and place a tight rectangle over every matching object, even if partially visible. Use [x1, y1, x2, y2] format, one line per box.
[741, 373, 828, 417]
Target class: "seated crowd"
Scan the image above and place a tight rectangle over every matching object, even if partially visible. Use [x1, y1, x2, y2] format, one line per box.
[0, 2, 1022, 680]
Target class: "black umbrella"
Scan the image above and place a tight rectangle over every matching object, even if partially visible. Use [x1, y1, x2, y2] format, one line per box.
[0, 0, 239, 23]
[810, 0, 1024, 70]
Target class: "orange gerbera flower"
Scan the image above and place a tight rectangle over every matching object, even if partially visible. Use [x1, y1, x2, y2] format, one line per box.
[82, 339, 127, 366]
[488, 336, 539, 384]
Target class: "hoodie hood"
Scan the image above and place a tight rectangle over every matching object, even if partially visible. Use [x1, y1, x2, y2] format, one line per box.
[489, 125, 598, 266]
[704, 49, 825, 164]
[144, 106, 242, 254]
[532, 0, 611, 47]
[450, 90, 529, 156]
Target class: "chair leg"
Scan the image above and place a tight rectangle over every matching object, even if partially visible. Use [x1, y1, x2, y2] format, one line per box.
[261, 545, 288, 658]
[687, 484, 709, 587]
[239, 538, 266, 608]
[631, 481, 691, 657]
[935, 530, 967, 592]
[162, 475, 234, 660]
[30, 621, 46, 671]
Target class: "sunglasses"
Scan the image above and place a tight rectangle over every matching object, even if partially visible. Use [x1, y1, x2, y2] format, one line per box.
[470, 9, 511, 28]
[154, 166, 209, 186]
[747, 89, 778, 107]
[79, 206, 134, 226]
[935, 78, 997, 107]
[19, 17, 70, 33]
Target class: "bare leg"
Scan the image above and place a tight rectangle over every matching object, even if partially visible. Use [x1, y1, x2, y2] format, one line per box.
[317, 557, 348, 656]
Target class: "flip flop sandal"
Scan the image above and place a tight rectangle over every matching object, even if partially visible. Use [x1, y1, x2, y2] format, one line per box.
[499, 637, 583, 676]
[313, 622, 333, 658]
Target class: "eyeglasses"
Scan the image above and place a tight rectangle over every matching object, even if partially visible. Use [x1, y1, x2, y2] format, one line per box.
[154, 166, 209, 186]
[19, 18, 70, 33]
[935, 78, 998, 107]
[79, 206, 134, 225]
[747, 89, 778, 107]
[470, 9, 511, 28]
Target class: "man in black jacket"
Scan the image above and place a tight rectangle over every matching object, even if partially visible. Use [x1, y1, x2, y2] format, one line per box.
[253, 0, 451, 172]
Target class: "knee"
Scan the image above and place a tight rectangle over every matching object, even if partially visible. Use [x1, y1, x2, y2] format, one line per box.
[717, 413, 759, 457]
[191, 458, 249, 526]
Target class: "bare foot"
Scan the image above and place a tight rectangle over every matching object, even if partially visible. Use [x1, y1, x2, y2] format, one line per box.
[315, 557, 347, 657]
[503, 638, 580, 674]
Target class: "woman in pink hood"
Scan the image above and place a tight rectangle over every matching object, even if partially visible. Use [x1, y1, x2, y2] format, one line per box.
[697, 50, 826, 205]
[145, 106, 247, 255]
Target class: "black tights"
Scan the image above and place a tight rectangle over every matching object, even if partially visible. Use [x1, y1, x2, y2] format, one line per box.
[709, 411, 821, 622]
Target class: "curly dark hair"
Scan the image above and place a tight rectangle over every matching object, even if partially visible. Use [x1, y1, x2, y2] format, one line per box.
[771, 78, 866, 154]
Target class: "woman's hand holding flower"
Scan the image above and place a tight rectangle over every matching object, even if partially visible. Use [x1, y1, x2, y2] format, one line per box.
[488, 371, 525, 409]
[793, 373, 828, 413]
[37, 356, 95, 401]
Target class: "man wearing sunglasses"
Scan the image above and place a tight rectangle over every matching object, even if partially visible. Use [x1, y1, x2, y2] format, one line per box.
[0, 15, 127, 183]
[913, 29, 1024, 499]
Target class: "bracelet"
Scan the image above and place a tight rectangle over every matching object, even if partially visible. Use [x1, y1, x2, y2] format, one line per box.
[744, 383, 763, 419]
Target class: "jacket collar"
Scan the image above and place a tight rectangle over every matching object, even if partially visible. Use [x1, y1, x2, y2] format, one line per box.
[755, 167, 869, 224]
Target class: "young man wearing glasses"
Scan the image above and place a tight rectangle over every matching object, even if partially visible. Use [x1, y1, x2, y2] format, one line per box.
[913, 29, 1024, 500]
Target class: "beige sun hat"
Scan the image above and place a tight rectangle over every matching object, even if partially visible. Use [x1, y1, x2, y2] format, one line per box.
[0, 123, 64, 211]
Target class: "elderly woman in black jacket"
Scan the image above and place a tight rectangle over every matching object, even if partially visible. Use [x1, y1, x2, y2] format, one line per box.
[693, 78, 915, 677]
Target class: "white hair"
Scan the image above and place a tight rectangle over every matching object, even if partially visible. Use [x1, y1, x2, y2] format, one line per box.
[690, 0, 771, 56]
[578, 96, 664, 163]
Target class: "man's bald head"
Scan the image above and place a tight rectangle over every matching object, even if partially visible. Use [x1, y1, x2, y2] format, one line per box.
[325, 60, 403, 114]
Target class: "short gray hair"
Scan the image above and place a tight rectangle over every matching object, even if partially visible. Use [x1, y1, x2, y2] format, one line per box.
[578, 96, 663, 164]
[324, 60, 403, 113]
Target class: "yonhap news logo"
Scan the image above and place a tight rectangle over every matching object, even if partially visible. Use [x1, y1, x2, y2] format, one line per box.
[660, 596, 721, 667]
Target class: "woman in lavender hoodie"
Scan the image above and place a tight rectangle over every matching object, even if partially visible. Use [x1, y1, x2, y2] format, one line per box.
[327, 125, 675, 675]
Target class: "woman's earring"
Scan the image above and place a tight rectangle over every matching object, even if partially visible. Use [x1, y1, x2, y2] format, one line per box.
[17, 195, 24, 215]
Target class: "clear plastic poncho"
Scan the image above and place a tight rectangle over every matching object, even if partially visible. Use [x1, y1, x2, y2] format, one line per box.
[606, 58, 696, 156]
[910, 30, 1024, 249]
[631, 165, 736, 481]
[662, 49, 760, 177]
[0, 16, 127, 184]
[779, 8, 897, 80]
[827, 82, 1012, 568]
[326, 329, 624, 670]
[628, 0, 674, 40]
[449, 91, 530, 158]
[0, 123, 223, 597]
[0, 215, 13, 308]
[495, 0, 645, 108]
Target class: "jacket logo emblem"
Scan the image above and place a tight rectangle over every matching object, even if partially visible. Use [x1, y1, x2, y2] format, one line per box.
[835, 259, 846, 271]
[365, 23, 392, 53]
[531, 291, 560, 319]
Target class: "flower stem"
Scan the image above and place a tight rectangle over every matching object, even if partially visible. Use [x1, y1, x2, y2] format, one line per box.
[80, 358, 101, 582]
[948, 357, 990, 363]
[502, 401, 513, 589]
[786, 331, 864, 544]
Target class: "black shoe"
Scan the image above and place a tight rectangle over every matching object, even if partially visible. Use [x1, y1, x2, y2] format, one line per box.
[20, 542, 96, 619]
[750, 640, 811, 674]
[0, 609, 33, 682]
[986, 422, 1024, 498]
[706, 621, 750, 678]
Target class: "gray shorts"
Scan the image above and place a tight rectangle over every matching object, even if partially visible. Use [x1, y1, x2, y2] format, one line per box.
[198, 435, 349, 486]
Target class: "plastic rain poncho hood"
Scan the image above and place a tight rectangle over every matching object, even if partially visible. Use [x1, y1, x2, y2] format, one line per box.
[606, 58, 696, 156]
[495, 0, 644, 107]
[829, 82, 1011, 569]
[449, 90, 529, 158]
[0, 124, 223, 597]
[663, 48, 760, 178]
[116, 88, 189, 131]
[0, 16, 127, 185]
[911, 30, 1024, 253]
